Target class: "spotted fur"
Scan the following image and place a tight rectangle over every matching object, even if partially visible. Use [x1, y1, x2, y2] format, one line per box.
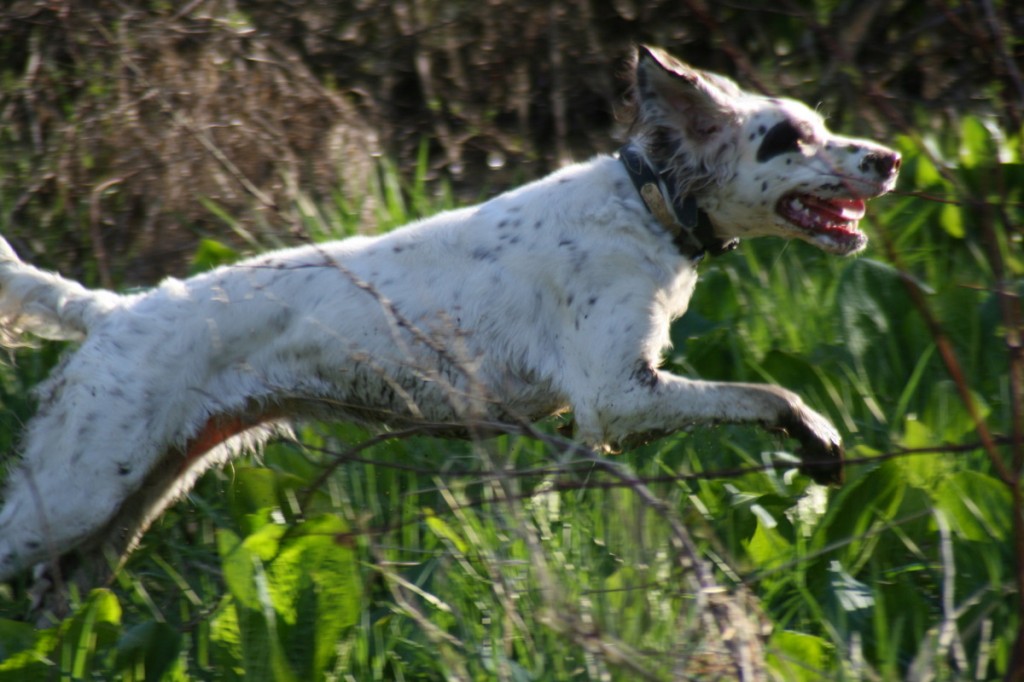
[0, 46, 899, 584]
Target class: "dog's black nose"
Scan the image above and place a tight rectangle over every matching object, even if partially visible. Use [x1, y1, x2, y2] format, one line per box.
[865, 151, 901, 179]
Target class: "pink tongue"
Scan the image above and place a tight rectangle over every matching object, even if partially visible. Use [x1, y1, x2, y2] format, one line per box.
[802, 196, 866, 221]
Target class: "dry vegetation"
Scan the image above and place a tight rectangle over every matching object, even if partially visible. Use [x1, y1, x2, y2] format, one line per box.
[1, 1, 1019, 282]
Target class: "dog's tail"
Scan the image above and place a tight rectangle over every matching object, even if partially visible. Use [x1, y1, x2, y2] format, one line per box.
[0, 235, 118, 347]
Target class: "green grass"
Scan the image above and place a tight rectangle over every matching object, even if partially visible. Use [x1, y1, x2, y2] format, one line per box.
[0, 120, 1022, 680]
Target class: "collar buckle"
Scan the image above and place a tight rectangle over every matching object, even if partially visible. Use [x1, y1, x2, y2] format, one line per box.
[617, 144, 739, 259]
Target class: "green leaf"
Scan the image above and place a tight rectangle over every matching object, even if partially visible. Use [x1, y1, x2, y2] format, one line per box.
[959, 115, 994, 168]
[768, 630, 832, 681]
[746, 516, 793, 568]
[216, 526, 298, 682]
[209, 596, 244, 678]
[0, 620, 53, 681]
[899, 416, 933, 449]
[216, 516, 360, 680]
[0, 619, 40, 662]
[424, 508, 470, 554]
[912, 146, 943, 187]
[228, 467, 288, 534]
[219, 524, 289, 604]
[922, 380, 990, 443]
[268, 515, 361, 677]
[60, 590, 123, 680]
[818, 462, 906, 563]
[836, 258, 933, 393]
[933, 470, 1011, 542]
[230, 467, 282, 513]
[115, 621, 182, 681]
[938, 201, 964, 238]
[190, 237, 240, 273]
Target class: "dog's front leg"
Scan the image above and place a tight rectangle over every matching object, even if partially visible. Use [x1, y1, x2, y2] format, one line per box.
[579, 370, 844, 484]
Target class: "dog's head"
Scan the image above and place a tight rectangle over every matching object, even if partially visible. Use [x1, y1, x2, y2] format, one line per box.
[630, 46, 900, 255]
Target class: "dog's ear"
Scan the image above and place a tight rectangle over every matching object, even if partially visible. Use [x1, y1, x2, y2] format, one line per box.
[634, 45, 743, 140]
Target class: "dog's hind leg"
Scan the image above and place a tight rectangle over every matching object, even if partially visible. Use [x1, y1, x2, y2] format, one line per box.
[0, 394, 278, 587]
[0, 363, 155, 581]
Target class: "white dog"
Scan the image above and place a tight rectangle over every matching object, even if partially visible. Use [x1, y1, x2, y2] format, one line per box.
[0, 46, 899, 584]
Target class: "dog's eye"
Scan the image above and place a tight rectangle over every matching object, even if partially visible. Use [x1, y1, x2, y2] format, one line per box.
[756, 120, 808, 162]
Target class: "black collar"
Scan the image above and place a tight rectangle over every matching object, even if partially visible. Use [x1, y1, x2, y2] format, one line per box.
[617, 144, 739, 260]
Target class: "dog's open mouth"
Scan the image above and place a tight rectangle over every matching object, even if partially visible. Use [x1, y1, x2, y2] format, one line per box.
[777, 193, 868, 253]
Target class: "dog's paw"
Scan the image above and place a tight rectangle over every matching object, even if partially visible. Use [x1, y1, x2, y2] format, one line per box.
[778, 402, 844, 485]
